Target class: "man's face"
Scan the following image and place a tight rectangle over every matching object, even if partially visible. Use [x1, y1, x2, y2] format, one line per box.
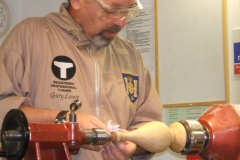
[76, 0, 136, 47]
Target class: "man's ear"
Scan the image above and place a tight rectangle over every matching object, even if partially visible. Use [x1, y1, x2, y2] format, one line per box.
[69, 0, 81, 10]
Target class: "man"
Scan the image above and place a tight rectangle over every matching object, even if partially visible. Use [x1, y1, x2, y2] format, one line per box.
[0, 0, 162, 159]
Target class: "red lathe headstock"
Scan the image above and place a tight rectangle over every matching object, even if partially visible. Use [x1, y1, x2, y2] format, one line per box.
[0, 100, 112, 160]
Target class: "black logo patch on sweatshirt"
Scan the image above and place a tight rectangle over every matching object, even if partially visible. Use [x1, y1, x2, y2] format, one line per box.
[51, 56, 76, 80]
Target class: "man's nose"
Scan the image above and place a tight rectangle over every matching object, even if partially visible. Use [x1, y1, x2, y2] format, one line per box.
[113, 16, 127, 28]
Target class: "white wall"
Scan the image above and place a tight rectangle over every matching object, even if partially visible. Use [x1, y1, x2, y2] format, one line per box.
[1, 0, 240, 160]
[0, 0, 66, 44]
[228, 0, 240, 104]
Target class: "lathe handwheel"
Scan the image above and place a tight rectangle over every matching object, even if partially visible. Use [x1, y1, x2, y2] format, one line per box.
[1, 109, 29, 160]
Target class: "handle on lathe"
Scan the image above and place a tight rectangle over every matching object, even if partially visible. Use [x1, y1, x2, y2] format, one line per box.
[111, 121, 172, 153]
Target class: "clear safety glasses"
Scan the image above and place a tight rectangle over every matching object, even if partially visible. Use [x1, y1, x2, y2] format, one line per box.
[92, 0, 143, 22]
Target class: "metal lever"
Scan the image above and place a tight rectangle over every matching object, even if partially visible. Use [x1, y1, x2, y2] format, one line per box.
[69, 100, 82, 122]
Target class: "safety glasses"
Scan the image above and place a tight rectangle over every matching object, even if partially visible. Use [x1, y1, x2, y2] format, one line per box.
[92, 0, 143, 22]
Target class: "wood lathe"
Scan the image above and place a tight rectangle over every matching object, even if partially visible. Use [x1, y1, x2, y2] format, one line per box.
[0, 102, 240, 160]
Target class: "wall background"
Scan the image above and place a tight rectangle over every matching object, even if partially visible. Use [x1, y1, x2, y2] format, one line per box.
[158, 0, 225, 105]
[1, 0, 240, 159]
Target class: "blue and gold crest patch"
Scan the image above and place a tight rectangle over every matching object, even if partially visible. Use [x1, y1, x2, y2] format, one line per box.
[122, 73, 139, 103]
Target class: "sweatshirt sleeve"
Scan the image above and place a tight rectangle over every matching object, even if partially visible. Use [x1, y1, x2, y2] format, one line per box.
[127, 46, 163, 159]
[0, 26, 32, 127]
[128, 48, 163, 130]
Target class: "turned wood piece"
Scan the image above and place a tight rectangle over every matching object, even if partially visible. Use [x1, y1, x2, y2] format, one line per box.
[169, 122, 187, 152]
[111, 121, 172, 153]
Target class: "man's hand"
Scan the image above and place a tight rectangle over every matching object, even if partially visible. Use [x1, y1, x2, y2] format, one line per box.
[80, 142, 110, 152]
[75, 112, 109, 131]
[101, 141, 137, 160]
